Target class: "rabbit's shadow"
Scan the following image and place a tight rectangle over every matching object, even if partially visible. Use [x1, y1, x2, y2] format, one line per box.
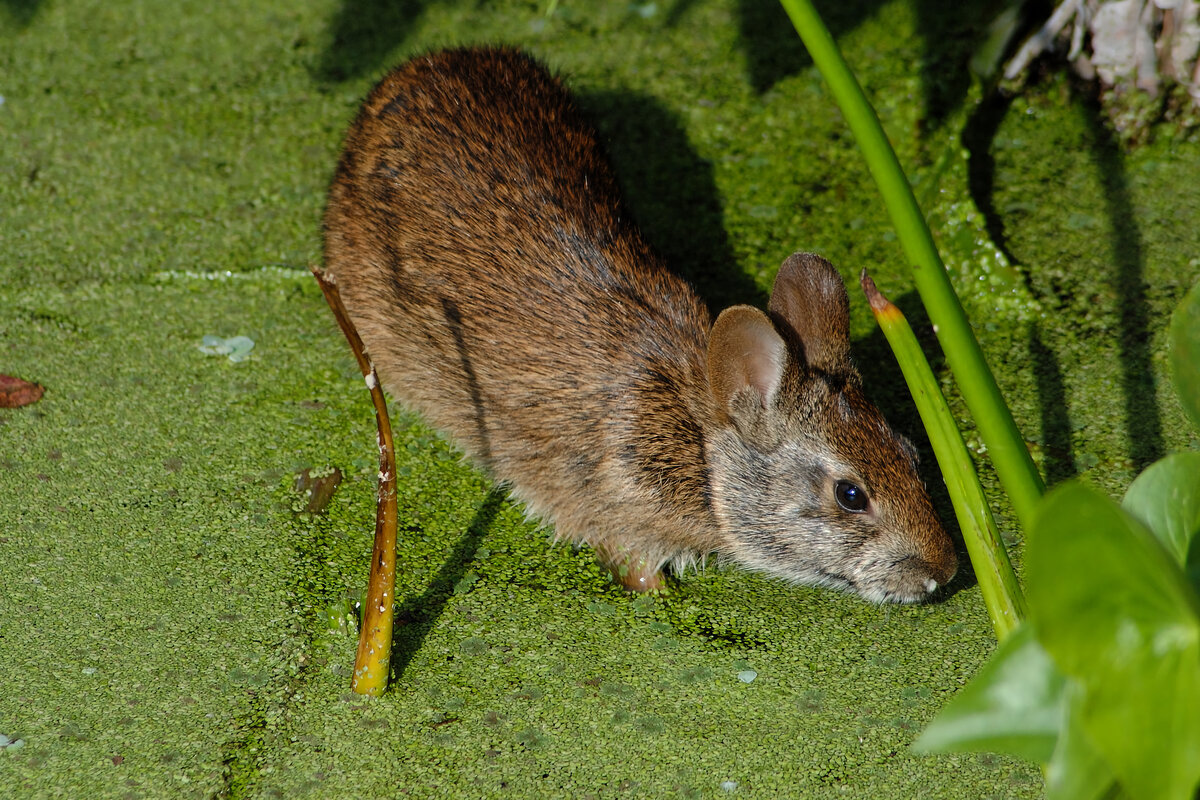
[0, 0, 42, 27]
[581, 89, 766, 311]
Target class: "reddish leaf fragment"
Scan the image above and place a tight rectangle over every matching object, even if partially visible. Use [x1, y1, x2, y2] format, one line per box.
[294, 467, 343, 514]
[0, 375, 44, 408]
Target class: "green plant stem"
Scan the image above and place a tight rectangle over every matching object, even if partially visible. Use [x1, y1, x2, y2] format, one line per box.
[778, 0, 1045, 532]
[863, 273, 1026, 638]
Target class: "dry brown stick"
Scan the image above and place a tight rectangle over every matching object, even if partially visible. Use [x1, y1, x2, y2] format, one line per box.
[310, 264, 397, 696]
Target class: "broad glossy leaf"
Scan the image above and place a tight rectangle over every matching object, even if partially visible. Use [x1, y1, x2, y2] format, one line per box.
[1028, 483, 1200, 800]
[1171, 279, 1200, 432]
[913, 624, 1064, 762]
[1122, 452, 1200, 577]
[1044, 680, 1117, 800]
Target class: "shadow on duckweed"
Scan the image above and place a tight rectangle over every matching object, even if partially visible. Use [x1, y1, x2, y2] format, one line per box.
[962, 90, 1019, 266]
[581, 89, 765, 310]
[963, 76, 1165, 478]
[0, 0, 41, 28]
[1028, 322, 1076, 485]
[1073, 87, 1165, 471]
[390, 487, 506, 681]
[314, 0, 429, 84]
[313, 0, 1006, 140]
[736, 0, 880, 94]
[737, 0, 1010, 128]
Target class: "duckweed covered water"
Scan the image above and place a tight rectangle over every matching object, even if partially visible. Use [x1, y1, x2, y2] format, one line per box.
[2, 0, 1198, 797]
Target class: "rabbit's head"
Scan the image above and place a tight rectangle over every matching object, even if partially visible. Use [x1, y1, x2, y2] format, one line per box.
[704, 253, 957, 603]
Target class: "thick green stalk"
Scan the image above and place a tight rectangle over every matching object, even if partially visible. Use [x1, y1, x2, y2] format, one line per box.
[863, 273, 1026, 638]
[778, 0, 1045, 531]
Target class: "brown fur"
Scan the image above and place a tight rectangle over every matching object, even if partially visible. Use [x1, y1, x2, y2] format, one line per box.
[323, 47, 957, 603]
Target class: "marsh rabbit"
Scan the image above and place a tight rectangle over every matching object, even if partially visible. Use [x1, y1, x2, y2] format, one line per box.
[322, 47, 957, 603]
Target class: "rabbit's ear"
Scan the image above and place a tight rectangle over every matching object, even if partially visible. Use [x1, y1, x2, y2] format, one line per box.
[707, 305, 787, 439]
[768, 252, 852, 374]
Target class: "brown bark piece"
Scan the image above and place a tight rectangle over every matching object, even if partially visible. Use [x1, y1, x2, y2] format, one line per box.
[0, 375, 44, 408]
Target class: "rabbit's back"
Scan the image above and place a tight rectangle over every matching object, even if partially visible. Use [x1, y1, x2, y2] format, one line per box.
[323, 47, 717, 551]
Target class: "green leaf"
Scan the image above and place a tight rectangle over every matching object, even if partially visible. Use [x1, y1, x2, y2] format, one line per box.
[1028, 483, 1200, 800]
[1122, 452, 1200, 582]
[862, 273, 1025, 639]
[1044, 680, 1117, 800]
[1171, 280, 1200, 433]
[913, 624, 1064, 761]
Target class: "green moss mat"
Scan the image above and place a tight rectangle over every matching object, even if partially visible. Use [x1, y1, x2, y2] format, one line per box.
[2, 0, 1197, 797]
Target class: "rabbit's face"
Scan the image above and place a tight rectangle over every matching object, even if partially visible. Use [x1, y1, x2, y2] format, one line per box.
[706, 377, 958, 604]
[702, 252, 958, 603]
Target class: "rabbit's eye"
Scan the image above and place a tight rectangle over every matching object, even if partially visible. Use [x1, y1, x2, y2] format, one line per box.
[835, 480, 868, 513]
